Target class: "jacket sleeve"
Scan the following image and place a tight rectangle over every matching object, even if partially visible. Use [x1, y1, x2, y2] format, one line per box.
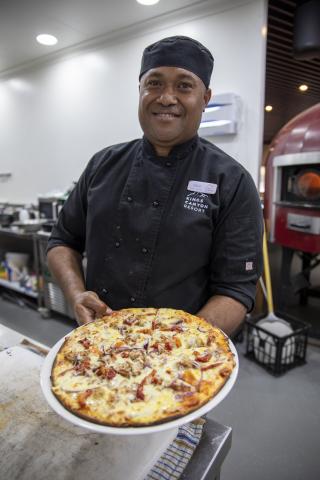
[208, 168, 263, 311]
[46, 155, 98, 255]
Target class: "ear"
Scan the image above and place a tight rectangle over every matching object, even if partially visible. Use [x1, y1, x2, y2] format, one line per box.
[204, 88, 212, 108]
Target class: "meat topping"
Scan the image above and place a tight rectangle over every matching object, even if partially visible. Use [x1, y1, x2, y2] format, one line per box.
[136, 377, 148, 401]
[74, 358, 91, 375]
[95, 366, 117, 380]
[77, 389, 93, 408]
[124, 316, 136, 326]
[195, 352, 212, 363]
[201, 362, 223, 371]
[79, 338, 91, 349]
[169, 380, 192, 392]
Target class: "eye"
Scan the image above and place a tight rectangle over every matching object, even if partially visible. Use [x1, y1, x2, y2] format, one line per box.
[146, 79, 161, 87]
[178, 82, 193, 90]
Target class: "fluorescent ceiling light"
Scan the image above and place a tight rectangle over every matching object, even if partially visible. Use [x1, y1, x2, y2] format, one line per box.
[200, 120, 231, 128]
[299, 84, 308, 92]
[36, 34, 58, 46]
[136, 0, 160, 5]
[265, 105, 273, 112]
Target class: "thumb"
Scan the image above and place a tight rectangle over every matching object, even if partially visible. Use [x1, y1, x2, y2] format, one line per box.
[88, 292, 113, 316]
[75, 304, 96, 326]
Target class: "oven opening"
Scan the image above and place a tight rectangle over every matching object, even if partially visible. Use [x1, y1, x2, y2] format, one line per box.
[281, 165, 320, 206]
[295, 170, 320, 201]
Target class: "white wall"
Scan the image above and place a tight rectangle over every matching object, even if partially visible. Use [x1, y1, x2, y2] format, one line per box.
[0, 0, 267, 204]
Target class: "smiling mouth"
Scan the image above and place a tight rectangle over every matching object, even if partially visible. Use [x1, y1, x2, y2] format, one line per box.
[152, 112, 181, 119]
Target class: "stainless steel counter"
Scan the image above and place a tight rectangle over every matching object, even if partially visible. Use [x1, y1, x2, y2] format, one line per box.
[182, 419, 232, 480]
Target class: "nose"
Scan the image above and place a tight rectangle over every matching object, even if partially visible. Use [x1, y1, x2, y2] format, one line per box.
[156, 86, 177, 106]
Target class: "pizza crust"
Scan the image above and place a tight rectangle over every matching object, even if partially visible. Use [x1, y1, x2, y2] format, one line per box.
[51, 308, 235, 427]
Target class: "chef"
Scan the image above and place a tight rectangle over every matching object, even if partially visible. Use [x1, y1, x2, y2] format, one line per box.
[47, 35, 263, 335]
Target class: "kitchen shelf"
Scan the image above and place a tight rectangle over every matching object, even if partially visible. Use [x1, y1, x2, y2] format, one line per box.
[0, 227, 35, 239]
[0, 278, 38, 299]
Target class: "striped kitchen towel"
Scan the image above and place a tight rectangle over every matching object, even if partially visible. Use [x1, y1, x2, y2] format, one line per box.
[145, 418, 206, 480]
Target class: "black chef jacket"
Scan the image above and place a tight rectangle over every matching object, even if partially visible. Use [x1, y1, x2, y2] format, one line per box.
[47, 135, 263, 313]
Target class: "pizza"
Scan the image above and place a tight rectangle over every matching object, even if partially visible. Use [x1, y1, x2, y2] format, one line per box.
[51, 308, 235, 427]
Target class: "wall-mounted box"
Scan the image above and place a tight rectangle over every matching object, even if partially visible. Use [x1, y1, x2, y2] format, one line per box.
[0, 172, 12, 183]
[198, 93, 241, 137]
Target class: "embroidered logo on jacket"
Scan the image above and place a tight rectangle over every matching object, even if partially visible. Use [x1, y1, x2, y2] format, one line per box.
[183, 192, 209, 214]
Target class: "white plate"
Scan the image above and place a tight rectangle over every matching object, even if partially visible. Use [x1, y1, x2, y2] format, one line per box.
[40, 333, 238, 436]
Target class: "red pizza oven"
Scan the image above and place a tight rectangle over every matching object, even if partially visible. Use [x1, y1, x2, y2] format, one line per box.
[264, 103, 320, 253]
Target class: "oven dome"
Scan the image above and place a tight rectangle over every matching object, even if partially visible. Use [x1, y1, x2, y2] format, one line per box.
[267, 103, 320, 157]
[264, 103, 320, 224]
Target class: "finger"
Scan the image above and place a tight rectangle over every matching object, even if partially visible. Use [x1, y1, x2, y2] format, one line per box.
[74, 303, 96, 326]
[103, 305, 113, 315]
[83, 292, 113, 316]
[91, 292, 113, 315]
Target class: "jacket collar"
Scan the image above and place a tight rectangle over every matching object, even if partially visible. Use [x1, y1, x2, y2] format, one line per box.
[142, 135, 199, 160]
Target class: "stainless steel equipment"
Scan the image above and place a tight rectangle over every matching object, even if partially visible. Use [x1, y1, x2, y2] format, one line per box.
[36, 232, 75, 319]
[38, 196, 64, 220]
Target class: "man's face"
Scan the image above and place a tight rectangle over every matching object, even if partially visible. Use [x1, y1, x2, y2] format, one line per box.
[138, 66, 211, 155]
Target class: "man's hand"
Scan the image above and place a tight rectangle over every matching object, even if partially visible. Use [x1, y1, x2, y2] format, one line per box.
[47, 246, 113, 326]
[73, 291, 113, 325]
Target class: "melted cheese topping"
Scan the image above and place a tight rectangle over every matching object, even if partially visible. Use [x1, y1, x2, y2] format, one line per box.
[52, 308, 235, 426]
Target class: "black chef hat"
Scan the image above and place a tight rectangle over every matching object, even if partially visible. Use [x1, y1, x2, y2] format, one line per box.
[139, 36, 214, 88]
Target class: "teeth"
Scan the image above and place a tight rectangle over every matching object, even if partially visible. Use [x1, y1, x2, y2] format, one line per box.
[156, 113, 177, 118]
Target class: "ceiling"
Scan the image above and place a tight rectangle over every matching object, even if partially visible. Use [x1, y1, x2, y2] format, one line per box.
[264, 0, 320, 144]
[1, 0, 318, 146]
[0, 0, 215, 75]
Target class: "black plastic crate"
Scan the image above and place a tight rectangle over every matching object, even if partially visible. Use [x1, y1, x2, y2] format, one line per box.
[245, 312, 310, 376]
